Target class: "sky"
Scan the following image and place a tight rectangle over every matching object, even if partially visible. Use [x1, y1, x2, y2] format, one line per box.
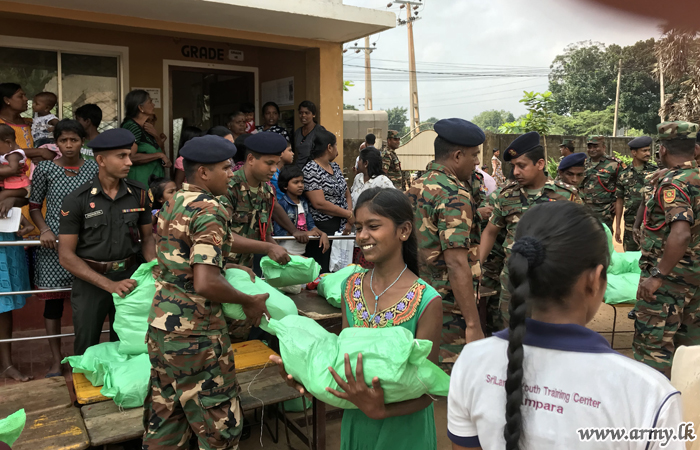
[342, 0, 662, 124]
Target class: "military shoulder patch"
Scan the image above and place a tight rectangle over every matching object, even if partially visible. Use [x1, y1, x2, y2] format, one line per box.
[664, 189, 676, 203]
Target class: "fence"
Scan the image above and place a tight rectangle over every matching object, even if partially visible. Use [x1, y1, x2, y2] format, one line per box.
[0, 234, 357, 343]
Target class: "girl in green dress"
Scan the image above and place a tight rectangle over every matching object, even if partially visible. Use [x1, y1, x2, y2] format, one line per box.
[274, 187, 443, 449]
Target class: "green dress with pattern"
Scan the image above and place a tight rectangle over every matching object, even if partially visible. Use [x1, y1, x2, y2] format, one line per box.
[341, 269, 441, 450]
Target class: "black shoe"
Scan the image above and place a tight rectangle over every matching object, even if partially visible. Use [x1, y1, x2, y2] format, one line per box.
[628, 310, 637, 320]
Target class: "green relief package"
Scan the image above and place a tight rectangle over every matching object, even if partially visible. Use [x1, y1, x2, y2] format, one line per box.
[317, 264, 362, 308]
[222, 269, 298, 334]
[112, 260, 158, 355]
[260, 255, 321, 288]
[0, 409, 26, 446]
[605, 272, 641, 305]
[62, 341, 129, 387]
[268, 315, 450, 409]
[609, 251, 642, 276]
[101, 353, 151, 409]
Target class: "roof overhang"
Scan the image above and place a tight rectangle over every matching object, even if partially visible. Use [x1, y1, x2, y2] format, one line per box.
[0, 0, 395, 44]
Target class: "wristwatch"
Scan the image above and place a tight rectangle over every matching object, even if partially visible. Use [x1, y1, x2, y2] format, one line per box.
[649, 267, 665, 279]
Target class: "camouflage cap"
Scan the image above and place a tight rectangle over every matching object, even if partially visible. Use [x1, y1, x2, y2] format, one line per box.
[560, 138, 574, 147]
[587, 135, 606, 145]
[387, 130, 400, 139]
[657, 121, 699, 141]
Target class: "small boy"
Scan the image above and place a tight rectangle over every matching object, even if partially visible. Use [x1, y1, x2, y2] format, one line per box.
[31, 92, 59, 147]
[75, 103, 102, 161]
[271, 142, 294, 200]
[274, 164, 329, 256]
[241, 102, 256, 134]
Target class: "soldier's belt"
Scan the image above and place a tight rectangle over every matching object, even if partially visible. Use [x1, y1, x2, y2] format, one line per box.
[84, 255, 137, 274]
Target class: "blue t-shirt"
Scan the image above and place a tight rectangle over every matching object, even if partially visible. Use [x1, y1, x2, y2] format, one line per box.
[271, 169, 283, 201]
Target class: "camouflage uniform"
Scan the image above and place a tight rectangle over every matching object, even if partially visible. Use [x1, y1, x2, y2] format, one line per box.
[616, 160, 657, 251]
[479, 188, 506, 333]
[582, 138, 620, 230]
[144, 183, 243, 450]
[634, 121, 700, 373]
[407, 161, 480, 371]
[223, 168, 275, 268]
[490, 180, 583, 328]
[382, 130, 408, 190]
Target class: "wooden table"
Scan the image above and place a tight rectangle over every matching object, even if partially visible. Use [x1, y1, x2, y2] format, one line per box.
[0, 377, 89, 450]
[80, 366, 304, 447]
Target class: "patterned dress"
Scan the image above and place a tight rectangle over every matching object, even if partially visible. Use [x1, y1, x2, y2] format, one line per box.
[340, 270, 441, 450]
[303, 160, 349, 231]
[29, 159, 99, 290]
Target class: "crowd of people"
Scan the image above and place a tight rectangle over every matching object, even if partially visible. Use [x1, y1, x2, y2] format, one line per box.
[0, 78, 696, 449]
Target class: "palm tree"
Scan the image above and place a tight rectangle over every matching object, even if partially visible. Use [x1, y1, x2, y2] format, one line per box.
[656, 26, 700, 123]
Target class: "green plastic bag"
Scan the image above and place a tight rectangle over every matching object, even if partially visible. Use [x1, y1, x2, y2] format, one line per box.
[101, 353, 151, 409]
[602, 224, 615, 255]
[605, 273, 641, 305]
[317, 265, 362, 308]
[268, 315, 450, 409]
[221, 269, 298, 335]
[112, 260, 158, 355]
[62, 341, 128, 387]
[260, 255, 321, 288]
[0, 409, 26, 446]
[609, 251, 642, 275]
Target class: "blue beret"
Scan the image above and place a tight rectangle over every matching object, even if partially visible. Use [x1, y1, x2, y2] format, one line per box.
[246, 132, 288, 155]
[503, 132, 541, 162]
[558, 153, 587, 171]
[433, 118, 485, 147]
[627, 136, 652, 149]
[179, 135, 237, 163]
[87, 128, 135, 152]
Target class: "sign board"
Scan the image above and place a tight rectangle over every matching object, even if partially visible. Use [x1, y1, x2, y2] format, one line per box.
[228, 49, 244, 61]
[131, 87, 161, 108]
[261, 77, 294, 107]
[181, 45, 224, 61]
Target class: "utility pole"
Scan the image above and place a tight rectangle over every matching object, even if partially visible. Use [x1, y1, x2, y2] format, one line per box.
[344, 39, 376, 111]
[392, 0, 422, 136]
[612, 58, 622, 137]
[659, 60, 666, 122]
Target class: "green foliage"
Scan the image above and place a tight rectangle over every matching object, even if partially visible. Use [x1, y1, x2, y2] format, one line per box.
[614, 151, 633, 166]
[498, 91, 554, 135]
[471, 110, 516, 132]
[548, 39, 662, 134]
[386, 106, 409, 135]
[550, 106, 615, 136]
[424, 116, 439, 124]
[625, 128, 645, 137]
[343, 103, 358, 110]
[546, 157, 560, 178]
[343, 80, 355, 92]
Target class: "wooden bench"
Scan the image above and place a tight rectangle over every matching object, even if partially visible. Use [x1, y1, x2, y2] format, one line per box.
[80, 366, 303, 447]
[0, 377, 89, 450]
[72, 340, 279, 405]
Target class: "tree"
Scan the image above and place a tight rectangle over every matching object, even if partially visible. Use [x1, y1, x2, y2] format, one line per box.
[656, 27, 700, 123]
[424, 116, 439, 124]
[548, 39, 661, 134]
[550, 106, 615, 135]
[471, 110, 515, 132]
[343, 104, 358, 110]
[498, 91, 554, 135]
[386, 106, 409, 135]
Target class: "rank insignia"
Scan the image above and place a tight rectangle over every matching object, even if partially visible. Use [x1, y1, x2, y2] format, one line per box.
[60, 210, 69, 216]
[509, 149, 517, 157]
[664, 190, 676, 203]
[148, 189, 154, 202]
[90, 188, 97, 195]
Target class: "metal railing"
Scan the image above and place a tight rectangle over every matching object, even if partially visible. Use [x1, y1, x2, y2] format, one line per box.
[0, 234, 357, 343]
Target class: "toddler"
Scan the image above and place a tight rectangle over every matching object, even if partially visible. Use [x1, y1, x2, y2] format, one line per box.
[31, 92, 59, 147]
[0, 124, 35, 234]
[148, 175, 177, 232]
[241, 102, 256, 134]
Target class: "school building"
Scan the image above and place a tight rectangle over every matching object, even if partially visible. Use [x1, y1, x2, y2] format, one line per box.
[0, 0, 394, 164]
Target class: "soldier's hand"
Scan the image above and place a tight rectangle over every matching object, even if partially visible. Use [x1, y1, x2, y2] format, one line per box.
[633, 227, 642, 246]
[478, 206, 494, 222]
[111, 279, 138, 298]
[292, 230, 309, 244]
[465, 324, 485, 344]
[242, 293, 270, 327]
[267, 244, 291, 265]
[637, 277, 662, 302]
[614, 227, 623, 244]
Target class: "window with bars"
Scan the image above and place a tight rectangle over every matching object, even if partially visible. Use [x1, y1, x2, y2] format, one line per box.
[0, 47, 120, 131]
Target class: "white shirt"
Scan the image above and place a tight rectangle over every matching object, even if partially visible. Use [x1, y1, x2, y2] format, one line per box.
[448, 319, 684, 450]
[476, 166, 497, 196]
[32, 113, 58, 142]
[350, 173, 395, 207]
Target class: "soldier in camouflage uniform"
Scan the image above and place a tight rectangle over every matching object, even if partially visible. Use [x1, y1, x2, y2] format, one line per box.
[559, 138, 575, 158]
[407, 118, 486, 372]
[144, 135, 269, 449]
[382, 130, 408, 190]
[634, 121, 700, 376]
[582, 135, 620, 230]
[556, 152, 586, 187]
[615, 136, 657, 252]
[479, 188, 506, 334]
[480, 132, 583, 329]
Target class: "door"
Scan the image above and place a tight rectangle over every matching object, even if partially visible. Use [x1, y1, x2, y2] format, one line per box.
[169, 66, 255, 159]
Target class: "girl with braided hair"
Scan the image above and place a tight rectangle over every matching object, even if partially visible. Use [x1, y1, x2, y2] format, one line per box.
[448, 201, 684, 450]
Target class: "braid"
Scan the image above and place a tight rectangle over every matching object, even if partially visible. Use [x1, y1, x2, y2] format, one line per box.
[504, 237, 543, 450]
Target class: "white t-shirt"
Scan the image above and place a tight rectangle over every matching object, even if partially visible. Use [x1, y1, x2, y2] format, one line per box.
[32, 113, 58, 142]
[350, 173, 395, 207]
[448, 319, 685, 450]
